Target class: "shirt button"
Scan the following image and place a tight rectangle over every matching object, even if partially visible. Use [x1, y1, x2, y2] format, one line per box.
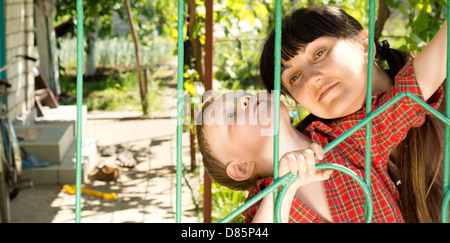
[314, 218, 321, 223]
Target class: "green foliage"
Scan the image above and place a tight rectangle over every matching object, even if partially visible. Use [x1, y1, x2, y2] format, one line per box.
[385, 0, 447, 52]
[59, 67, 165, 112]
[213, 39, 263, 91]
[199, 180, 247, 223]
[58, 35, 174, 112]
[58, 36, 175, 68]
[83, 71, 163, 112]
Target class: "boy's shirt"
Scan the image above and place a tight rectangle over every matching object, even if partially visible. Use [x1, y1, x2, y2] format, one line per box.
[243, 59, 444, 223]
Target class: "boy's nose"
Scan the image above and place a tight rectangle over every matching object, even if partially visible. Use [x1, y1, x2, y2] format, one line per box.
[239, 96, 250, 111]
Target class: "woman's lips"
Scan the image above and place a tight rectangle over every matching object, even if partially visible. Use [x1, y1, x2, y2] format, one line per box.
[317, 82, 338, 101]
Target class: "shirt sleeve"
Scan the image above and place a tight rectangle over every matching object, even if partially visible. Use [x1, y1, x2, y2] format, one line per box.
[370, 58, 443, 162]
[378, 58, 443, 114]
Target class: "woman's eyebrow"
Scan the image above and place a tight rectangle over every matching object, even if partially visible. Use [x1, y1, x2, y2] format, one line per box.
[280, 63, 292, 77]
[280, 44, 309, 77]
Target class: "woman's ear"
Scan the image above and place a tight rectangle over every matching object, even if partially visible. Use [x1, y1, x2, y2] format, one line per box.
[357, 30, 376, 62]
[226, 161, 256, 181]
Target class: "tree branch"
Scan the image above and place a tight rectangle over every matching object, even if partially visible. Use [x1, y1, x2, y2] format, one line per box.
[375, 0, 391, 39]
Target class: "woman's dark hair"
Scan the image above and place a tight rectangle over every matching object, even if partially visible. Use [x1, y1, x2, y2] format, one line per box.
[259, 5, 445, 222]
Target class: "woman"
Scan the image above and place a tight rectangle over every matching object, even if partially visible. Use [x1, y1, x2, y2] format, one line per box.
[259, 6, 447, 223]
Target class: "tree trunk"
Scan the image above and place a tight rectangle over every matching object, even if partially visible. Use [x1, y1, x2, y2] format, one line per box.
[85, 17, 99, 77]
[34, 0, 60, 96]
[123, 0, 148, 115]
[187, 0, 204, 84]
[375, 0, 391, 39]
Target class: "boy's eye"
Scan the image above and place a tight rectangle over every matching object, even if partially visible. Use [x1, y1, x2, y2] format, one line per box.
[227, 112, 235, 124]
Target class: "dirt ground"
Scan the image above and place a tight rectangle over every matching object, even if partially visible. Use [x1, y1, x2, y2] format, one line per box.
[9, 110, 202, 223]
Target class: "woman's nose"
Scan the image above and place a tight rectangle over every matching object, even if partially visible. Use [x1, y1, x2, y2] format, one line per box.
[306, 70, 323, 86]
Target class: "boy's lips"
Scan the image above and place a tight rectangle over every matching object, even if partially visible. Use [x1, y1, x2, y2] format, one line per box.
[253, 98, 260, 115]
[317, 82, 338, 101]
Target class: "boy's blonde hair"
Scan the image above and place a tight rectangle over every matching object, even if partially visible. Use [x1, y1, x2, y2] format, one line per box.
[196, 96, 258, 191]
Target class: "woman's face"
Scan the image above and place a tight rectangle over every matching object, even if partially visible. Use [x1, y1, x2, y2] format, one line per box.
[281, 35, 369, 119]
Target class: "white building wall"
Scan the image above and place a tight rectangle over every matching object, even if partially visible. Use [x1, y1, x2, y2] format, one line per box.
[4, 0, 35, 119]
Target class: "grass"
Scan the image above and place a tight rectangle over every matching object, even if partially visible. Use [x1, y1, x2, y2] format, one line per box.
[198, 180, 247, 223]
[57, 36, 176, 114]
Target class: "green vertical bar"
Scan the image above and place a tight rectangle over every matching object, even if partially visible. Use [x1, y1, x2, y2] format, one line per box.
[176, 0, 184, 223]
[442, 1, 450, 223]
[272, 0, 282, 223]
[0, 0, 6, 80]
[364, 0, 375, 219]
[75, 0, 84, 223]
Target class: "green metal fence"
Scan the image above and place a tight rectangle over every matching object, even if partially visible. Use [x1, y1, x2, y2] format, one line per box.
[75, 0, 84, 223]
[73, 0, 450, 223]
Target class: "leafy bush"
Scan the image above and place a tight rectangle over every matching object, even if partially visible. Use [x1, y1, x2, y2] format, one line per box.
[199, 180, 247, 223]
[58, 36, 175, 68]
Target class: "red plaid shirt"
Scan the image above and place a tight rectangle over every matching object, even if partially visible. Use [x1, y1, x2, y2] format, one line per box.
[243, 59, 443, 223]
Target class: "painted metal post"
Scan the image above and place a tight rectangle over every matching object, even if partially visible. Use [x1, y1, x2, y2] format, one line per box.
[203, 0, 214, 223]
[176, 0, 184, 223]
[75, 0, 84, 223]
[272, 0, 282, 222]
[442, 0, 450, 223]
[0, 0, 6, 81]
[364, 0, 376, 217]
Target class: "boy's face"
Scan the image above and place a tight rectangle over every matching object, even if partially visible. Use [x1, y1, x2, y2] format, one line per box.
[201, 91, 290, 166]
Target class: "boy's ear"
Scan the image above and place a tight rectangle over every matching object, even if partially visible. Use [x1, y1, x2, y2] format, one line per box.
[226, 161, 256, 181]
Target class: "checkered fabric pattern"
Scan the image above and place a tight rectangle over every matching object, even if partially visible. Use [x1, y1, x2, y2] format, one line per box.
[242, 59, 443, 223]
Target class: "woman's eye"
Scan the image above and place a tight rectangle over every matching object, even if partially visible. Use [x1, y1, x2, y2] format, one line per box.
[314, 49, 326, 60]
[290, 73, 301, 84]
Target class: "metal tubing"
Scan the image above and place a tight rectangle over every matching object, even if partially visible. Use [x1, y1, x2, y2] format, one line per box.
[0, 0, 5, 81]
[323, 93, 406, 154]
[203, 0, 214, 223]
[276, 164, 373, 223]
[219, 163, 374, 223]
[75, 0, 84, 223]
[272, 0, 282, 222]
[176, 0, 184, 223]
[405, 91, 450, 126]
[364, 0, 375, 217]
[443, 190, 450, 223]
[442, 0, 450, 223]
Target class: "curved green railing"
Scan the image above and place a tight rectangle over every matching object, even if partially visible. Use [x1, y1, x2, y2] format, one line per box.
[72, 0, 449, 223]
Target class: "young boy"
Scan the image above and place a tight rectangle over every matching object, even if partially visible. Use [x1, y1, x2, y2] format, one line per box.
[197, 91, 333, 222]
